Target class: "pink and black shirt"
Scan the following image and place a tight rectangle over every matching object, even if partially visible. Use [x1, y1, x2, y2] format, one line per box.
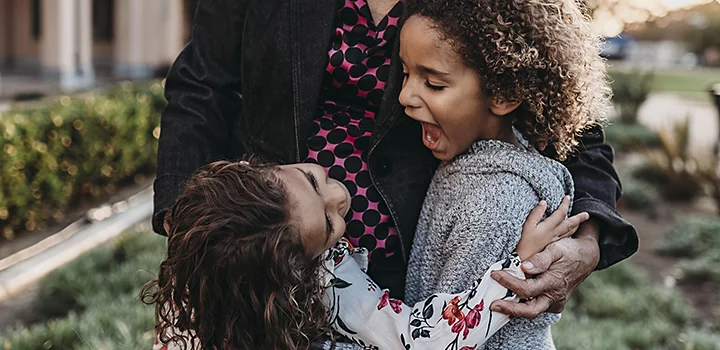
[303, 0, 404, 263]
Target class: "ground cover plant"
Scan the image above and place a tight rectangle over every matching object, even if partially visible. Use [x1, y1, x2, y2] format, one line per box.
[0, 227, 165, 350]
[656, 215, 720, 284]
[2, 227, 719, 349]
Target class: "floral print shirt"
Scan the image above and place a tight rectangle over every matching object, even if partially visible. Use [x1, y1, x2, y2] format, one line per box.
[151, 239, 523, 350]
[322, 239, 524, 350]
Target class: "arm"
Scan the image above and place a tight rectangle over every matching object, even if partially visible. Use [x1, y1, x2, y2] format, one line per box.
[492, 126, 639, 318]
[153, 0, 249, 235]
[549, 125, 638, 269]
[325, 247, 524, 350]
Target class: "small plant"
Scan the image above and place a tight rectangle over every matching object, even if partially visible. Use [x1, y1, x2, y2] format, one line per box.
[655, 215, 720, 283]
[611, 70, 654, 125]
[604, 122, 661, 153]
[618, 175, 660, 214]
[638, 118, 705, 201]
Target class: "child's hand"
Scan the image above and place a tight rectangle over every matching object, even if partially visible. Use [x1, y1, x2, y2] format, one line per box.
[515, 196, 590, 261]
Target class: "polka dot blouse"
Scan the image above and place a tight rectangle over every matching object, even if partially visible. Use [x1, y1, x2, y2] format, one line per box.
[304, 0, 404, 263]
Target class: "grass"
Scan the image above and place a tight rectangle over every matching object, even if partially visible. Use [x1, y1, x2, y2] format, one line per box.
[0, 226, 166, 350]
[655, 215, 720, 283]
[554, 262, 720, 350]
[608, 66, 720, 102]
[2, 227, 719, 349]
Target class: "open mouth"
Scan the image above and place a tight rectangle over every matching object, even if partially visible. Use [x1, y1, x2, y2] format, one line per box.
[422, 122, 442, 150]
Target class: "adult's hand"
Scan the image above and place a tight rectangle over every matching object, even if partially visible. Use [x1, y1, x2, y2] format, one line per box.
[489, 220, 601, 318]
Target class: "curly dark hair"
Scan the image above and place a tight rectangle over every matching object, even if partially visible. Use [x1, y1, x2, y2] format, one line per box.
[404, 0, 611, 160]
[140, 160, 330, 349]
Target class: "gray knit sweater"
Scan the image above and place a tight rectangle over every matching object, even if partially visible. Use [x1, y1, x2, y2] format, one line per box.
[404, 139, 574, 350]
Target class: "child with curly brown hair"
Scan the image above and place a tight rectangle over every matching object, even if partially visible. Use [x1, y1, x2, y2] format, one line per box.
[143, 160, 584, 350]
[383, 0, 612, 349]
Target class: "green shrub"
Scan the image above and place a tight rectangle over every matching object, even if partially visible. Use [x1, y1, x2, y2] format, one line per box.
[611, 70, 654, 124]
[555, 262, 720, 350]
[655, 216, 720, 283]
[0, 81, 166, 240]
[604, 122, 661, 153]
[619, 175, 660, 213]
[0, 230, 166, 349]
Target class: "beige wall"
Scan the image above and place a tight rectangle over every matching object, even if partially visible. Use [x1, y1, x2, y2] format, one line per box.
[2, 0, 188, 75]
[114, 0, 186, 77]
[11, 0, 42, 64]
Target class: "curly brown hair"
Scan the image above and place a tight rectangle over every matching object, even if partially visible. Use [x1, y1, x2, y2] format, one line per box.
[404, 0, 611, 160]
[140, 160, 330, 349]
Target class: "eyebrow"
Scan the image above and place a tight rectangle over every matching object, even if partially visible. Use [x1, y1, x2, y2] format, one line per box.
[419, 65, 450, 76]
[399, 56, 450, 76]
[295, 168, 332, 243]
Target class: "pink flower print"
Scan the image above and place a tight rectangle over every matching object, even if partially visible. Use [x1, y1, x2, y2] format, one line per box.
[465, 300, 484, 329]
[377, 290, 403, 314]
[451, 300, 485, 339]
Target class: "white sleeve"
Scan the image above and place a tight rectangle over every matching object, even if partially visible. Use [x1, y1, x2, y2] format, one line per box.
[323, 249, 524, 350]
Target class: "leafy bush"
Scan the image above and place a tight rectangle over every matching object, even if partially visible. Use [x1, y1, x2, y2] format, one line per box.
[604, 122, 661, 153]
[0, 81, 166, 240]
[637, 119, 707, 202]
[618, 175, 660, 213]
[0, 228, 166, 349]
[555, 262, 720, 350]
[655, 215, 720, 283]
[611, 70, 654, 124]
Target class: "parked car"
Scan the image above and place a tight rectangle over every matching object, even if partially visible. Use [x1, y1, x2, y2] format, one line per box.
[600, 35, 634, 60]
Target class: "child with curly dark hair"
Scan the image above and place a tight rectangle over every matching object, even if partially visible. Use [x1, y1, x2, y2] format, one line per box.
[143, 159, 585, 350]
[389, 0, 612, 349]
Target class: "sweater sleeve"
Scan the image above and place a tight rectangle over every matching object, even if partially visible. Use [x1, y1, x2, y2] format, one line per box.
[324, 246, 524, 350]
[434, 173, 541, 295]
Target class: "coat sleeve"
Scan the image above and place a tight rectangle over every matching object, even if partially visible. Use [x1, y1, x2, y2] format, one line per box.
[324, 248, 524, 350]
[554, 125, 639, 269]
[153, 0, 250, 235]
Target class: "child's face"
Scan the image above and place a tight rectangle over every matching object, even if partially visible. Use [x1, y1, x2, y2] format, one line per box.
[399, 16, 502, 161]
[276, 164, 351, 257]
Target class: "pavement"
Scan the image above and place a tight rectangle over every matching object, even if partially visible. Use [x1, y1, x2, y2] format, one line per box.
[0, 187, 154, 302]
[635, 92, 719, 159]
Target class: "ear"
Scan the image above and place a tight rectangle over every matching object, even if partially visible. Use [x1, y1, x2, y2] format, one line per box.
[489, 96, 522, 117]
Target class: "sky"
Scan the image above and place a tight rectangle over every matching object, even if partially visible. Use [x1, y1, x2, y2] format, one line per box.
[593, 0, 719, 35]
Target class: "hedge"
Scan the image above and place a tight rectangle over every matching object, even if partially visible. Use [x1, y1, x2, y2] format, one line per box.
[0, 81, 166, 240]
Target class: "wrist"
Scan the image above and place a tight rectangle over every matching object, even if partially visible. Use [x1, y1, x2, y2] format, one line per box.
[574, 218, 600, 243]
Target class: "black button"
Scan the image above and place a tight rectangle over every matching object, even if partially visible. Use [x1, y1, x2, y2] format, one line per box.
[374, 156, 392, 177]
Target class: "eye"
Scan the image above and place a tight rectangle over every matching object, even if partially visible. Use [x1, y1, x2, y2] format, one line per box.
[425, 81, 445, 91]
[325, 213, 334, 237]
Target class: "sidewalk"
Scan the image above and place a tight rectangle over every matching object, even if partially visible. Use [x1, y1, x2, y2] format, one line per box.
[636, 92, 719, 158]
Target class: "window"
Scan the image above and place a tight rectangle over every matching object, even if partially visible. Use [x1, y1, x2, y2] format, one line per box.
[32, 0, 41, 40]
[92, 0, 114, 41]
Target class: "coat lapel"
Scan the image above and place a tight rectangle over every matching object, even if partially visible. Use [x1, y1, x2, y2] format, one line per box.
[290, 0, 336, 161]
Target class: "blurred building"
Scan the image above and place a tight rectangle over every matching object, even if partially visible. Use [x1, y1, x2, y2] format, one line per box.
[0, 0, 189, 93]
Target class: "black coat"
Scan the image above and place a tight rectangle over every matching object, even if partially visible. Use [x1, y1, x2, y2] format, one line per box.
[154, 0, 638, 297]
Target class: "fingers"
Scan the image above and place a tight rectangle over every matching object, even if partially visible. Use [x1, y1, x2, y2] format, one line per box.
[490, 295, 552, 319]
[524, 200, 547, 229]
[491, 270, 548, 299]
[554, 212, 590, 239]
[521, 243, 564, 275]
[539, 196, 570, 229]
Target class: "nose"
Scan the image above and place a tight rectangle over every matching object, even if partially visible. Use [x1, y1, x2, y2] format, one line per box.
[398, 78, 420, 109]
[327, 179, 348, 213]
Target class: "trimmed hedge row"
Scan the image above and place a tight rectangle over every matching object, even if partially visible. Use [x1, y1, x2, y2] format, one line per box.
[0, 81, 166, 240]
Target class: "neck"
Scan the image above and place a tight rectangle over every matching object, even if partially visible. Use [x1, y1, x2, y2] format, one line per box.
[480, 117, 519, 147]
[366, 0, 399, 24]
